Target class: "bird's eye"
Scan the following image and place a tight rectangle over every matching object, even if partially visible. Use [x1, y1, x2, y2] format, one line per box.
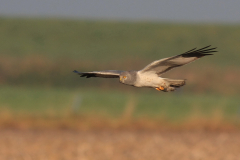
[123, 76, 127, 79]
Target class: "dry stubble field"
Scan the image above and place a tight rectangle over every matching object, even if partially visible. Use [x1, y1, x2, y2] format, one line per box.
[0, 129, 240, 160]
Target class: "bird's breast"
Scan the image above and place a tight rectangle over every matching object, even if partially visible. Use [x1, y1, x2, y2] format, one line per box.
[135, 72, 162, 87]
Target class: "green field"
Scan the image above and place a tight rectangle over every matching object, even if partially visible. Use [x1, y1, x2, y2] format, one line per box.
[0, 18, 239, 128]
[1, 86, 239, 124]
[0, 18, 240, 67]
[0, 18, 239, 92]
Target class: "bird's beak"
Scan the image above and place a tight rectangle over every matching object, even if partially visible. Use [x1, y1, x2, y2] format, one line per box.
[120, 76, 123, 82]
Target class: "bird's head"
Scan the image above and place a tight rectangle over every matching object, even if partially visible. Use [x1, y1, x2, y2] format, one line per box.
[119, 71, 136, 86]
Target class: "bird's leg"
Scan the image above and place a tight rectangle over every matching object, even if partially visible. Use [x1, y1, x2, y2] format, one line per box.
[155, 86, 165, 91]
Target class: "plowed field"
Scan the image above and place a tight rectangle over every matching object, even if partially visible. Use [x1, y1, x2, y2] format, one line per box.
[1, 129, 240, 160]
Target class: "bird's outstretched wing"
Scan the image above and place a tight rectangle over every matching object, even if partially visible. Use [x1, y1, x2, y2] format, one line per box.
[139, 45, 217, 76]
[73, 70, 123, 78]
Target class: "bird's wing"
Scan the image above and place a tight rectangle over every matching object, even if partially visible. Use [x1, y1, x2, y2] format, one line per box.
[139, 45, 217, 76]
[73, 70, 123, 78]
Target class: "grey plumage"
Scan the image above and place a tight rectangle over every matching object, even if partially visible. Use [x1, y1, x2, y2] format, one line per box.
[140, 45, 217, 76]
[74, 45, 217, 92]
[73, 70, 123, 78]
[119, 71, 137, 86]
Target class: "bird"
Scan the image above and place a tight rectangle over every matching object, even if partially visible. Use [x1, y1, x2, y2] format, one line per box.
[73, 45, 217, 92]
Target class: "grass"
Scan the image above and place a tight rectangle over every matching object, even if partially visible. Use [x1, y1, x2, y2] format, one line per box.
[0, 85, 239, 124]
[0, 18, 239, 128]
[0, 18, 240, 93]
[0, 18, 240, 67]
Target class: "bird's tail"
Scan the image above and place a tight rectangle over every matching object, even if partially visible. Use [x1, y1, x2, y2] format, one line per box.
[163, 78, 186, 92]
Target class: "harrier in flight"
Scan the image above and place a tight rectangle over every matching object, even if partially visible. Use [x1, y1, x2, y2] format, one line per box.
[73, 45, 217, 92]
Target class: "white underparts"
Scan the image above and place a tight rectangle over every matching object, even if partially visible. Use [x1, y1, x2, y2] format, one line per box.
[134, 72, 165, 88]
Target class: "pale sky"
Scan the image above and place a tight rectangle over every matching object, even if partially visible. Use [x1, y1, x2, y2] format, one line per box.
[1, 0, 240, 23]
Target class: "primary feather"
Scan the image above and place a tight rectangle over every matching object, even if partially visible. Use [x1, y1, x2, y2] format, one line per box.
[73, 70, 123, 78]
[73, 45, 217, 92]
[140, 45, 217, 76]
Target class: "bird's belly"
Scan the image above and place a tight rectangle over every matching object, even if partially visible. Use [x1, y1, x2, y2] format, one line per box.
[135, 76, 163, 88]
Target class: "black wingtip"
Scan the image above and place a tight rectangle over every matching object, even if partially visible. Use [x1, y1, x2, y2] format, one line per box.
[73, 70, 83, 75]
[73, 70, 79, 73]
[73, 70, 90, 78]
[182, 45, 217, 58]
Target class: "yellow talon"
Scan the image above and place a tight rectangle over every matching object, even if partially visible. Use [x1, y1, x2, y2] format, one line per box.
[155, 86, 164, 91]
[159, 86, 164, 90]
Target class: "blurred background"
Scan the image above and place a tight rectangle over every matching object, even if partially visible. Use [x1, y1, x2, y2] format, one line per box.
[0, 1, 240, 159]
